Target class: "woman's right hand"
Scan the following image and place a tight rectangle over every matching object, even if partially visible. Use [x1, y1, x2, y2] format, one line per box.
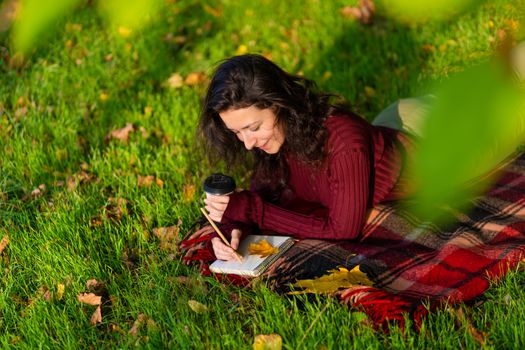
[211, 229, 242, 261]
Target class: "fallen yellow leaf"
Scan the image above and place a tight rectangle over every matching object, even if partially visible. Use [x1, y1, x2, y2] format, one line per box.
[290, 266, 372, 294]
[118, 26, 132, 38]
[188, 300, 208, 313]
[182, 184, 196, 202]
[236, 44, 248, 55]
[248, 239, 278, 257]
[253, 334, 282, 350]
[364, 86, 376, 98]
[57, 284, 65, 300]
[203, 4, 222, 17]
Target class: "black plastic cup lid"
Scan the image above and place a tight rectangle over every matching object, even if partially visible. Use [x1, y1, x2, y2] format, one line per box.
[203, 173, 236, 195]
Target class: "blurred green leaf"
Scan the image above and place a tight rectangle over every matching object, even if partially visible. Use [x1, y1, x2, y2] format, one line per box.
[97, 0, 164, 34]
[411, 58, 525, 219]
[380, 0, 480, 23]
[13, 0, 82, 53]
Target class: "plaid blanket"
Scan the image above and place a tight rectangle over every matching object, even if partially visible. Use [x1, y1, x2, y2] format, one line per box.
[180, 152, 525, 330]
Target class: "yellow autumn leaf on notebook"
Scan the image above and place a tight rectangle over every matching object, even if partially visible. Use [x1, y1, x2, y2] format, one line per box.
[248, 239, 279, 257]
[290, 266, 373, 294]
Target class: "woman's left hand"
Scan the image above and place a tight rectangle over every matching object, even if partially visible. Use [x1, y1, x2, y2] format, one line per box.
[204, 194, 230, 222]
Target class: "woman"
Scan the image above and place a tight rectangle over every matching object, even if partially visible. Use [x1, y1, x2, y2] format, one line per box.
[199, 54, 419, 261]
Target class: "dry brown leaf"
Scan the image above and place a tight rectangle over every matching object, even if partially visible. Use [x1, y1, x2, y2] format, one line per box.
[166, 73, 183, 88]
[129, 313, 147, 335]
[77, 292, 102, 306]
[107, 123, 135, 143]
[340, 0, 375, 24]
[291, 266, 372, 295]
[453, 307, 487, 346]
[14, 106, 27, 119]
[248, 239, 278, 257]
[0, 235, 9, 255]
[153, 225, 179, 252]
[43, 289, 51, 302]
[138, 175, 155, 188]
[253, 334, 282, 350]
[90, 305, 102, 325]
[31, 184, 46, 198]
[174, 276, 208, 294]
[86, 279, 99, 289]
[188, 300, 208, 313]
[0, 0, 20, 31]
[105, 197, 128, 222]
[139, 126, 149, 138]
[184, 72, 206, 86]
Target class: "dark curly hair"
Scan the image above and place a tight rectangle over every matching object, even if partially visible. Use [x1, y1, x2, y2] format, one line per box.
[199, 54, 337, 201]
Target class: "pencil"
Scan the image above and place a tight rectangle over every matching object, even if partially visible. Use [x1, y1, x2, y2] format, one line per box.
[199, 207, 243, 262]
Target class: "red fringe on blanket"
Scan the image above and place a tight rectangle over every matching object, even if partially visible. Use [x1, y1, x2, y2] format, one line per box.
[339, 286, 430, 332]
[179, 231, 252, 287]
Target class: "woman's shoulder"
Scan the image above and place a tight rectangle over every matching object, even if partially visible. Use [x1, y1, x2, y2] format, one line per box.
[324, 111, 372, 152]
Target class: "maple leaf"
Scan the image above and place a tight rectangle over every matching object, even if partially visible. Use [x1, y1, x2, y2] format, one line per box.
[188, 300, 208, 313]
[90, 305, 102, 325]
[253, 334, 282, 350]
[290, 266, 373, 294]
[0, 235, 9, 255]
[77, 292, 102, 305]
[248, 239, 278, 257]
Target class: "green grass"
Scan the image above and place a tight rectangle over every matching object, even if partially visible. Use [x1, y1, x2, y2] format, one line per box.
[1, 0, 525, 348]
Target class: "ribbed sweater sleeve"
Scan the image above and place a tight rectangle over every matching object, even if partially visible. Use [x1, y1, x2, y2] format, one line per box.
[221, 148, 371, 240]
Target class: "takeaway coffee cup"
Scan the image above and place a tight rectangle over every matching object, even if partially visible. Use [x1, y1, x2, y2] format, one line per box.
[203, 173, 236, 196]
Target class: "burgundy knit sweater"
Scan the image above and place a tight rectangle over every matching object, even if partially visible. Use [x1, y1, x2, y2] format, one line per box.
[220, 112, 412, 241]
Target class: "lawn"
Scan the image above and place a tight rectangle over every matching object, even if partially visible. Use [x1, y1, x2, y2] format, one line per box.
[1, 0, 525, 348]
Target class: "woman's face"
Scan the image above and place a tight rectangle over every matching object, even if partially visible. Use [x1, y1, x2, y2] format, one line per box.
[219, 105, 285, 154]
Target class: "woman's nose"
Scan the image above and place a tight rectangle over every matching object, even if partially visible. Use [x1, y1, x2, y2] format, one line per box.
[243, 133, 256, 150]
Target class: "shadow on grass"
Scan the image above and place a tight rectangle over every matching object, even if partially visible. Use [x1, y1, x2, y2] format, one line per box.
[307, 17, 428, 120]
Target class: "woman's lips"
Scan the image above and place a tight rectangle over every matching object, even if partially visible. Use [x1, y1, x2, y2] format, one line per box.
[258, 139, 270, 150]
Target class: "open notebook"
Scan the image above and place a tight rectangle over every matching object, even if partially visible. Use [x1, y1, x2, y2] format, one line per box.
[209, 235, 295, 277]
